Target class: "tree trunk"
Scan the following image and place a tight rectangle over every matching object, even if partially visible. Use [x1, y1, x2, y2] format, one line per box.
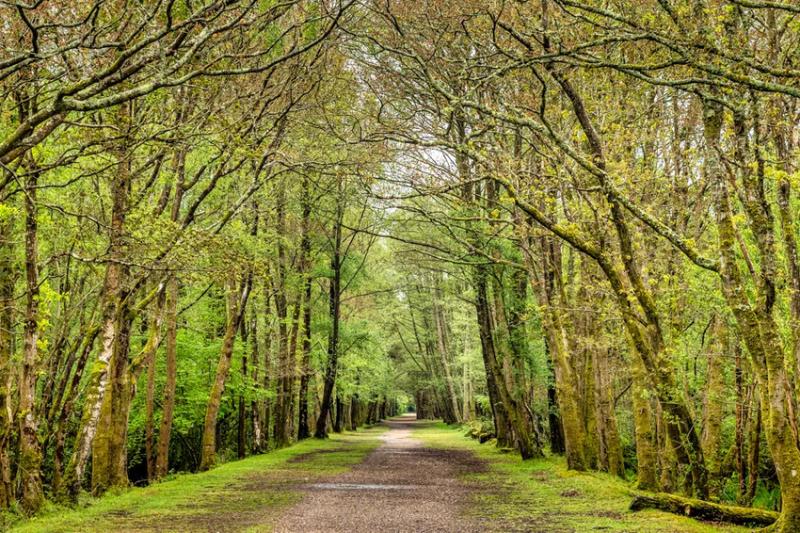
[61, 314, 115, 499]
[350, 395, 359, 430]
[630, 492, 777, 527]
[297, 265, 313, 440]
[334, 393, 345, 433]
[704, 100, 800, 530]
[632, 357, 659, 491]
[144, 323, 158, 482]
[284, 295, 302, 442]
[747, 393, 762, 505]
[249, 309, 264, 453]
[19, 169, 44, 512]
[432, 285, 460, 423]
[154, 146, 187, 478]
[199, 277, 251, 471]
[51, 326, 100, 495]
[91, 103, 136, 496]
[272, 278, 290, 447]
[538, 239, 587, 470]
[734, 342, 748, 503]
[474, 263, 539, 458]
[144, 288, 166, 482]
[505, 261, 541, 450]
[314, 204, 342, 439]
[238, 320, 248, 460]
[545, 340, 566, 455]
[155, 277, 179, 478]
[0, 214, 13, 510]
[272, 177, 299, 448]
[594, 347, 624, 478]
[92, 308, 133, 495]
[701, 315, 726, 499]
[262, 290, 273, 446]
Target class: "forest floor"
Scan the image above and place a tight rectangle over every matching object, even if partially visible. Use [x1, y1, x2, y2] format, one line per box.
[413, 421, 750, 533]
[9, 427, 384, 533]
[10, 416, 753, 533]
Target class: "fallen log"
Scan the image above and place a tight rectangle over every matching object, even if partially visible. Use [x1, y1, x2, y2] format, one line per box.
[629, 492, 778, 527]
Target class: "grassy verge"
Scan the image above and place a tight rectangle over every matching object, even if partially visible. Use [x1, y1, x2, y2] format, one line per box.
[9, 427, 385, 533]
[413, 422, 751, 533]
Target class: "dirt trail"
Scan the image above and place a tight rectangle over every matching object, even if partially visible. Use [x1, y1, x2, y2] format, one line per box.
[274, 414, 484, 533]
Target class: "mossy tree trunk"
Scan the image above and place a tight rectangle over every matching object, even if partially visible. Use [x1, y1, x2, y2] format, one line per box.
[19, 166, 44, 513]
[69, 105, 135, 498]
[90, 104, 135, 496]
[701, 315, 726, 499]
[0, 137, 16, 516]
[473, 263, 540, 459]
[504, 249, 542, 450]
[272, 176, 302, 448]
[544, 340, 566, 455]
[61, 310, 115, 499]
[238, 319, 249, 459]
[143, 288, 166, 481]
[747, 393, 761, 505]
[631, 356, 659, 491]
[734, 342, 748, 503]
[154, 144, 188, 479]
[432, 283, 461, 424]
[154, 277, 179, 478]
[704, 99, 800, 531]
[594, 347, 625, 478]
[199, 276, 251, 471]
[537, 237, 588, 470]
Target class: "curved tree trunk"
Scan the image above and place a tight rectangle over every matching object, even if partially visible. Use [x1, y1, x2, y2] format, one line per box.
[199, 277, 251, 471]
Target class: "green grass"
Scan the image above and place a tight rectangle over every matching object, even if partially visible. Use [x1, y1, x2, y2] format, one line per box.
[413, 422, 753, 533]
[10, 422, 757, 533]
[9, 427, 385, 533]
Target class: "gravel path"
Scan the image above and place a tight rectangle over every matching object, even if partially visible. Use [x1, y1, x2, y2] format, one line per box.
[273, 415, 484, 533]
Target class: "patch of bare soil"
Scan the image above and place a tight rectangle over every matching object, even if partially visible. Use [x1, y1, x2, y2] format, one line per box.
[273, 415, 488, 533]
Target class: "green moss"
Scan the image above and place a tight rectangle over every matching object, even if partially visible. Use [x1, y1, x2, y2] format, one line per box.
[414, 423, 750, 533]
[11, 427, 385, 533]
